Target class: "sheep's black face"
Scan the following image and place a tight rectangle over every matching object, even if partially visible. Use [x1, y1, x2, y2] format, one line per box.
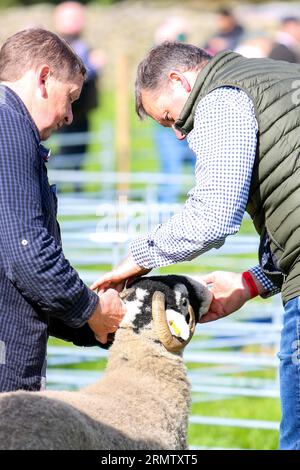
[123, 275, 210, 335]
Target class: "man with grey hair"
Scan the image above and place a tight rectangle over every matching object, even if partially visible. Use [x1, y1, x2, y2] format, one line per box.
[92, 41, 300, 449]
[0, 28, 125, 392]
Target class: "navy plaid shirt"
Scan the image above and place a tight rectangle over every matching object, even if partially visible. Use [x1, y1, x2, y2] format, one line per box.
[0, 85, 99, 392]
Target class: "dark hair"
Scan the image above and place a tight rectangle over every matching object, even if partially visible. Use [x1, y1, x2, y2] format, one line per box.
[217, 8, 234, 17]
[0, 28, 86, 82]
[135, 41, 211, 119]
[281, 16, 300, 26]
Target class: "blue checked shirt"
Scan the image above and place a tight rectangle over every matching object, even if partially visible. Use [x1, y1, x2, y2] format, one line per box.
[131, 87, 279, 297]
[0, 85, 99, 392]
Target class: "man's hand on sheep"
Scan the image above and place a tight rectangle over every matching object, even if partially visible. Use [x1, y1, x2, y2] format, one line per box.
[194, 271, 264, 323]
[90, 254, 151, 294]
[87, 289, 126, 344]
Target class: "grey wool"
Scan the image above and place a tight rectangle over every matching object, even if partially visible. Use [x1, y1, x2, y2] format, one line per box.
[0, 275, 211, 450]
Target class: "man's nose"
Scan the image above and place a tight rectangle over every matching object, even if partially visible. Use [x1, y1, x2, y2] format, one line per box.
[172, 125, 186, 140]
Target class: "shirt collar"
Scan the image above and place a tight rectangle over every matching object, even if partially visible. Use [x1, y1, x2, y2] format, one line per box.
[0, 84, 51, 162]
[174, 51, 236, 136]
[39, 145, 51, 162]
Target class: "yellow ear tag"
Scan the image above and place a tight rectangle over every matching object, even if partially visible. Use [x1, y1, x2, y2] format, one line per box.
[166, 310, 190, 340]
[169, 320, 181, 337]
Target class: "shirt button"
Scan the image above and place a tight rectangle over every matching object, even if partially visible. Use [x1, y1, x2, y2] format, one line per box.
[21, 239, 28, 246]
[148, 240, 154, 247]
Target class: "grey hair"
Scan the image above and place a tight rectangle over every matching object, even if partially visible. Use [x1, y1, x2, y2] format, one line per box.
[135, 41, 212, 119]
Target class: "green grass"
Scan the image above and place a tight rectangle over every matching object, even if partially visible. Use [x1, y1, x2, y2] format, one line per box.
[85, 91, 115, 171]
[85, 90, 157, 171]
[51, 359, 107, 371]
[189, 396, 280, 450]
[48, 337, 72, 348]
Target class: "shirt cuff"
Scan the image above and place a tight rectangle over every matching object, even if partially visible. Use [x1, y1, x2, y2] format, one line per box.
[60, 287, 100, 328]
[248, 265, 281, 299]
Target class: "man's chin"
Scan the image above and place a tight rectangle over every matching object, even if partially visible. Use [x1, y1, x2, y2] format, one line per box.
[40, 129, 53, 141]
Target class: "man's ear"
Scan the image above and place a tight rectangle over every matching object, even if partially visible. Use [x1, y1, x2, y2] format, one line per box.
[168, 70, 191, 93]
[37, 65, 50, 99]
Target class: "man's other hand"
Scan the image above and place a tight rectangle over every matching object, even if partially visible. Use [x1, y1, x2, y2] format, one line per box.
[194, 271, 253, 323]
[87, 289, 126, 344]
[90, 254, 151, 294]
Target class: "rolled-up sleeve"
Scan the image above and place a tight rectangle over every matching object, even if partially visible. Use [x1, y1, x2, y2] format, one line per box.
[0, 108, 98, 328]
[131, 87, 258, 269]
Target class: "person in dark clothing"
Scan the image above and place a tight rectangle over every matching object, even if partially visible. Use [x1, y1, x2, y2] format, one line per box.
[204, 8, 244, 54]
[54, 2, 103, 189]
[269, 17, 300, 63]
[0, 28, 124, 392]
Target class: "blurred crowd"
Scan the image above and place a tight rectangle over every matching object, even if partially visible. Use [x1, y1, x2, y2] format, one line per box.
[205, 8, 300, 62]
[18, 2, 300, 200]
[152, 8, 300, 201]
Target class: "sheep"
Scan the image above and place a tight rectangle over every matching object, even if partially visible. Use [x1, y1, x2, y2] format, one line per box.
[0, 274, 212, 450]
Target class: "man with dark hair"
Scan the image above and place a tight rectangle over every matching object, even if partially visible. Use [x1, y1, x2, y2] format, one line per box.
[204, 8, 244, 54]
[269, 16, 300, 63]
[0, 28, 125, 392]
[92, 41, 300, 449]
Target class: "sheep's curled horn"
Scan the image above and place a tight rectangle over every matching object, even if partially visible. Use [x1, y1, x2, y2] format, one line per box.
[152, 291, 196, 352]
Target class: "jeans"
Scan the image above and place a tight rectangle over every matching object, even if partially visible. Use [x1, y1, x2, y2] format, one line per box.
[279, 296, 300, 449]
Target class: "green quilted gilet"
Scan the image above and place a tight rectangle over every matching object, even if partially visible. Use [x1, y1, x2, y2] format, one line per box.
[175, 51, 300, 302]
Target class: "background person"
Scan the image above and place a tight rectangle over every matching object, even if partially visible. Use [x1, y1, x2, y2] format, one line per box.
[268, 16, 300, 63]
[204, 8, 245, 55]
[235, 34, 272, 59]
[54, 1, 105, 190]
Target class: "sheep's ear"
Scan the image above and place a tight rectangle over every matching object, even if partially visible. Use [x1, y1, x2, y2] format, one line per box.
[119, 287, 135, 301]
[182, 276, 213, 321]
